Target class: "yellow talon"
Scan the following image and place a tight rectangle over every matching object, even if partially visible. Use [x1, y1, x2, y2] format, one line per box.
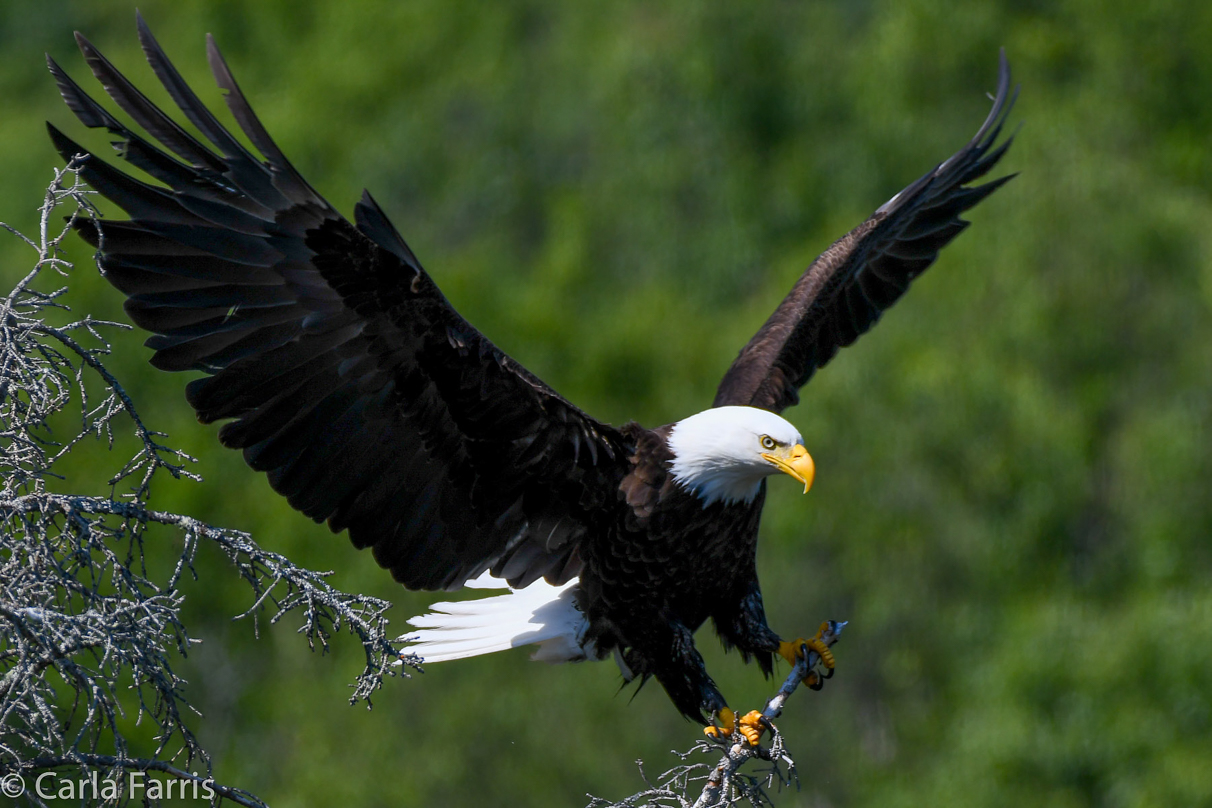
[777, 622, 836, 683]
[703, 708, 767, 746]
[777, 638, 802, 667]
[736, 710, 767, 746]
[704, 706, 736, 740]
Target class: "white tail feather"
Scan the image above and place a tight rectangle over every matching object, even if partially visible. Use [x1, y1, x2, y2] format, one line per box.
[404, 572, 595, 664]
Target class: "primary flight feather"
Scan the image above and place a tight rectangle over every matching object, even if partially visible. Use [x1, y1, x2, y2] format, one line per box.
[48, 15, 1016, 728]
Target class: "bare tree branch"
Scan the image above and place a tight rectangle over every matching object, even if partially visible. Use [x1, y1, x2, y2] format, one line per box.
[0, 164, 419, 806]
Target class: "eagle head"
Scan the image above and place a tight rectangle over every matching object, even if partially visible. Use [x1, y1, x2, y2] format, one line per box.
[667, 406, 814, 506]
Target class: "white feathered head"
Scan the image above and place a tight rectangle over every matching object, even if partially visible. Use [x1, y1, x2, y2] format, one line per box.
[667, 406, 814, 506]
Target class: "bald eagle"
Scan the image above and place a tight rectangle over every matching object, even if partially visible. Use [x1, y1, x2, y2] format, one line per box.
[47, 18, 1016, 735]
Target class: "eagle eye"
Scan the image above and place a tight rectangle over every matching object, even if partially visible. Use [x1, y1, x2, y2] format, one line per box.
[760, 435, 776, 450]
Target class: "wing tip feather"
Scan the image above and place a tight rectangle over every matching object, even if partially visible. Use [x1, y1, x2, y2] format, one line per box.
[714, 48, 1019, 412]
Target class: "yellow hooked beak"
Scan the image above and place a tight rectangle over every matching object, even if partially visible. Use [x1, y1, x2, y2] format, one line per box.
[761, 444, 815, 494]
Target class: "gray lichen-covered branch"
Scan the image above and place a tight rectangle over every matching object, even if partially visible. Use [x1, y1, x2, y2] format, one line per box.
[588, 622, 845, 808]
[0, 165, 419, 806]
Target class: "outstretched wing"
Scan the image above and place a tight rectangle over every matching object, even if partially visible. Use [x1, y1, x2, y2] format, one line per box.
[714, 51, 1018, 413]
[48, 16, 630, 591]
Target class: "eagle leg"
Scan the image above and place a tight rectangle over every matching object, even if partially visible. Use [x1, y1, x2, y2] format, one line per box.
[712, 580, 783, 675]
[704, 707, 769, 746]
[777, 621, 836, 688]
[630, 616, 731, 724]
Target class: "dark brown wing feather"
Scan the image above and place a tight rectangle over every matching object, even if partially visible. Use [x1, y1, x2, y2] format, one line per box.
[714, 50, 1018, 413]
[48, 16, 629, 590]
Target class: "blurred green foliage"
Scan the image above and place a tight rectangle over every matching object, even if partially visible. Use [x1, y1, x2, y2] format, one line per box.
[3, 0, 1211, 805]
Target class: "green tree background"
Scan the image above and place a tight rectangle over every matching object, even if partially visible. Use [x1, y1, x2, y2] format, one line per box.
[3, 0, 1210, 805]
